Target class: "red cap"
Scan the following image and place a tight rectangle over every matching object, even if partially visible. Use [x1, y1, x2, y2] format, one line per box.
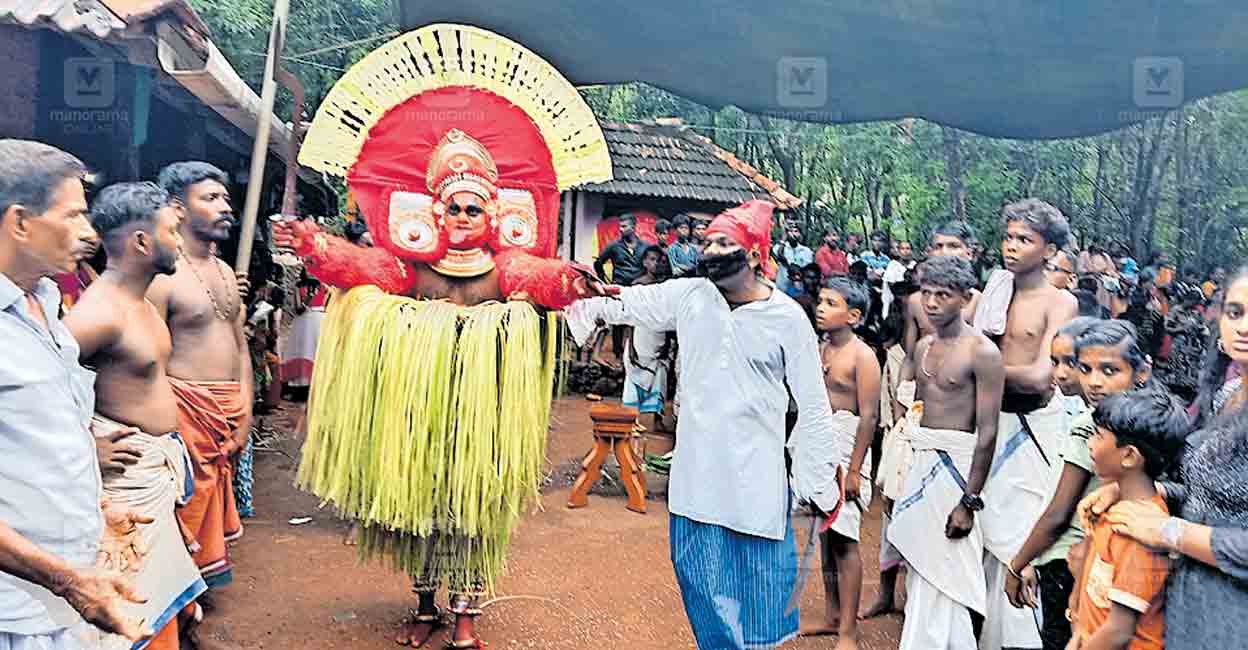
[705, 200, 778, 280]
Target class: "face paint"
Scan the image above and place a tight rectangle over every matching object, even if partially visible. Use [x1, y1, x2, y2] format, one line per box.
[698, 249, 750, 281]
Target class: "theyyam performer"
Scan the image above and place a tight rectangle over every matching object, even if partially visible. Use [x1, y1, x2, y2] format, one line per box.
[272, 24, 613, 648]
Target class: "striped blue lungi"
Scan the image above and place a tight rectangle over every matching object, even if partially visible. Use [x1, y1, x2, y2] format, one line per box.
[232, 437, 255, 518]
[669, 514, 798, 649]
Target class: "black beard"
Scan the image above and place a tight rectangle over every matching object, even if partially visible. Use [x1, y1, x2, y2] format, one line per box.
[154, 248, 179, 276]
[697, 249, 749, 281]
[195, 216, 235, 243]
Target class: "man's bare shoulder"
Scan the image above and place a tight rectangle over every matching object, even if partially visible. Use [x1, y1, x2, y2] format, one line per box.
[1047, 286, 1078, 312]
[212, 256, 240, 288]
[69, 284, 124, 325]
[970, 331, 1004, 365]
[145, 272, 178, 306]
[148, 267, 193, 292]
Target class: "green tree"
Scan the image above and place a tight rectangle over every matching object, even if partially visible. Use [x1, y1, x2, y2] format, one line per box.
[188, 0, 396, 118]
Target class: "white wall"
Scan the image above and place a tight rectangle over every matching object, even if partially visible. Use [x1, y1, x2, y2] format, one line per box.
[571, 191, 606, 266]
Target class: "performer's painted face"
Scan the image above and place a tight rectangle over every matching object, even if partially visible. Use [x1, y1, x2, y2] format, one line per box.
[444, 190, 491, 248]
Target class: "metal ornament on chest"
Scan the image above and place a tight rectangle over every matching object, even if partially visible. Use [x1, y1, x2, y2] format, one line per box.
[182, 251, 236, 320]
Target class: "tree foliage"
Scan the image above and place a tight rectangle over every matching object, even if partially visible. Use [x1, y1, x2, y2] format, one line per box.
[585, 82, 1248, 273]
[190, 4, 1248, 275]
[188, 0, 396, 117]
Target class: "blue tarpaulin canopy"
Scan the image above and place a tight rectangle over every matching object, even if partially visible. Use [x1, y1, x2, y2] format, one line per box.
[397, 1, 1248, 139]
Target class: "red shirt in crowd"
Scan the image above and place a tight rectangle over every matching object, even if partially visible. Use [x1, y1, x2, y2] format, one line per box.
[815, 245, 848, 277]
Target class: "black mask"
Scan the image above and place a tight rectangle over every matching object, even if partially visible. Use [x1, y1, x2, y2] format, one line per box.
[698, 249, 750, 281]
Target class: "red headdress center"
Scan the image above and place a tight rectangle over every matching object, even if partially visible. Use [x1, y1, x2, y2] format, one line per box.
[706, 200, 778, 280]
[428, 129, 500, 204]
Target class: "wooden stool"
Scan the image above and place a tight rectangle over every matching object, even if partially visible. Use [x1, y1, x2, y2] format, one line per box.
[567, 403, 647, 513]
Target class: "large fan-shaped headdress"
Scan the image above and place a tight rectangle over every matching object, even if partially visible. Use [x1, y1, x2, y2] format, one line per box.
[298, 24, 612, 262]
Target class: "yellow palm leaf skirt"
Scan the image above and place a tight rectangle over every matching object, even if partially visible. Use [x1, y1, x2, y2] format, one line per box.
[296, 287, 556, 591]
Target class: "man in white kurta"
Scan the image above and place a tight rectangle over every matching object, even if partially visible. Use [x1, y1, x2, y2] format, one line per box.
[568, 200, 843, 649]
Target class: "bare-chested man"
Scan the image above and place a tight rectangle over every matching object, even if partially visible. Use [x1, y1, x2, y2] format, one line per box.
[901, 221, 982, 354]
[885, 256, 1003, 650]
[65, 182, 207, 650]
[979, 199, 1079, 650]
[148, 162, 251, 589]
[863, 220, 985, 620]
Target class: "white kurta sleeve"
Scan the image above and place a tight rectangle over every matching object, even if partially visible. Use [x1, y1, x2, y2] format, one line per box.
[565, 279, 696, 347]
[782, 313, 841, 513]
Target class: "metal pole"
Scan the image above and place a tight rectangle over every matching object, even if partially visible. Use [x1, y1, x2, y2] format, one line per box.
[235, 0, 290, 274]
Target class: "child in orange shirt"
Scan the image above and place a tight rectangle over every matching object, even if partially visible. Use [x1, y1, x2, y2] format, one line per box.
[1069, 389, 1187, 650]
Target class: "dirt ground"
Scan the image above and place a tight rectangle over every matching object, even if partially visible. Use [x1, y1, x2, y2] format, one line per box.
[195, 397, 904, 649]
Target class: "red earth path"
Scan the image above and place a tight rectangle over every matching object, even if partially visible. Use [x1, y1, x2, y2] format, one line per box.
[194, 397, 905, 649]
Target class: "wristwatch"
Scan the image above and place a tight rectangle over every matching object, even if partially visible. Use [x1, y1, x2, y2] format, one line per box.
[960, 493, 985, 512]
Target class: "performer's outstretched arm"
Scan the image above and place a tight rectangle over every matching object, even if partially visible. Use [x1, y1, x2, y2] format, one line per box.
[273, 220, 415, 294]
[496, 250, 611, 310]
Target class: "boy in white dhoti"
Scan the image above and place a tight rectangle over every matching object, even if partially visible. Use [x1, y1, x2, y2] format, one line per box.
[886, 256, 1004, 650]
[979, 200, 1078, 650]
[867, 220, 983, 620]
[799, 277, 880, 649]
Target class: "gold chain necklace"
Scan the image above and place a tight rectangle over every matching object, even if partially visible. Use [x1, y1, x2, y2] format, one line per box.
[182, 251, 235, 321]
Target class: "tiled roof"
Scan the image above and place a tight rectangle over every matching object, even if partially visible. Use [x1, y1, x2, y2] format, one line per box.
[99, 0, 208, 36]
[0, 1, 208, 41]
[0, 0, 125, 38]
[580, 121, 802, 210]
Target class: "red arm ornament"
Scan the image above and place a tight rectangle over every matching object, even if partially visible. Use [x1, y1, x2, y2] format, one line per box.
[287, 220, 415, 294]
[495, 250, 601, 310]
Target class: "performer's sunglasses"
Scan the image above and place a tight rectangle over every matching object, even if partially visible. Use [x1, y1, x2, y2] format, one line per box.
[447, 203, 485, 217]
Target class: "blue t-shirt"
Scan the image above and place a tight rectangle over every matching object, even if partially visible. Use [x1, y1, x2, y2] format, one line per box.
[1120, 257, 1140, 282]
[859, 251, 891, 271]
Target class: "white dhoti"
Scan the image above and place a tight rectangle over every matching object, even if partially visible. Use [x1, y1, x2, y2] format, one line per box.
[877, 389, 919, 501]
[91, 416, 206, 649]
[825, 411, 872, 542]
[622, 326, 668, 415]
[0, 624, 99, 650]
[279, 306, 324, 388]
[887, 424, 985, 650]
[878, 345, 906, 429]
[876, 383, 916, 571]
[978, 396, 1074, 650]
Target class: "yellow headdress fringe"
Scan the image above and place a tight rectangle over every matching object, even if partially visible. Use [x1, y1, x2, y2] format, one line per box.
[296, 287, 557, 591]
[298, 23, 613, 191]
